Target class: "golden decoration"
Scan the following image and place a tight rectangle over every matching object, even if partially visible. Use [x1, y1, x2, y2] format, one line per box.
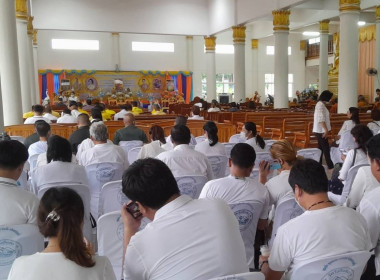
[319, 20, 330, 33]
[27, 16, 34, 35]
[272, 10, 290, 31]
[300, 40, 306, 51]
[186, 36, 193, 40]
[204, 36, 216, 51]
[33, 30, 38, 45]
[339, 0, 360, 12]
[251, 39, 258, 49]
[359, 25, 376, 42]
[232, 26, 246, 44]
[328, 32, 340, 94]
[111, 32, 119, 36]
[376, 6, 380, 21]
[15, 0, 28, 20]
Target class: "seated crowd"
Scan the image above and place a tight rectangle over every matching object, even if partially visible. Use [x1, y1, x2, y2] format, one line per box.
[3, 100, 380, 280]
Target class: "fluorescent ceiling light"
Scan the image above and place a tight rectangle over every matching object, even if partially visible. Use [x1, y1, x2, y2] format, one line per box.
[132, 42, 174, 52]
[52, 39, 99, 50]
[358, 21, 366, 26]
[303, 31, 320, 36]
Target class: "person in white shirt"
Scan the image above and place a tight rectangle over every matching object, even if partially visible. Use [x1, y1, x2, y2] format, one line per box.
[258, 139, 297, 208]
[137, 125, 166, 159]
[337, 107, 360, 138]
[241, 122, 266, 152]
[69, 101, 81, 119]
[157, 125, 213, 180]
[207, 99, 221, 113]
[357, 134, 380, 279]
[24, 104, 52, 124]
[42, 105, 58, 122]
[164, 116, 197, 150]
[31, 135, 88, 194]
[8, 187, 116, 280]
[368, 108, 380, 135]
[313, 90, 334, 170]
[79, 122, 128, 169]
[199, 143, 269, 269]
[57, 109, 77, 123]
[28, 121, 51, 158]
[113, 104, 133, 120]
[0, 140, 39, 225]
[188, 105, 204, 120]
[121, 158, 248, 280]
[260, 158, 371, 280]
[195, 121, 226, 156]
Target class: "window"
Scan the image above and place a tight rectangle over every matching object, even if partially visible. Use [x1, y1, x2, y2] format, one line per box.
[308, 37, 320, 44]
[264, 73, 294, 98]
[216, 73, 234, 94]
[51, 39, 99, 50]
[266, 46, 292, 55]
[132, 42, 174, 52]
[201, 74, 207, 99]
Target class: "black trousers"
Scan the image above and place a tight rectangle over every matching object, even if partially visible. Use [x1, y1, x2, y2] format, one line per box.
[315, 133, 334, 169]
[361, 255, 380, 280]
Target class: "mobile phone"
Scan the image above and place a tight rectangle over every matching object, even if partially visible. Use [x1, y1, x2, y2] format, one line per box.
[126, 201, 143, 219]
[269, 160, 281, 170]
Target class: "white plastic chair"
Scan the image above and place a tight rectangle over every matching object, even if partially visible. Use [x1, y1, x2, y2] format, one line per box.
[328, 163, 369, 205]
[223, 143, 236, 158]
[195, 136, 206, 144]
[175, 176, 208, 199]
[268, 198, 303, 248]
[208, 156, 228, 179]
[208, 272, 265, 280]
[37, 183, 93, 242]
[291, 250, 371, 280]
[10, 136, 25, 143]
[119, 140, 143, 162]
[297, 148, 322, 162]
[229, 202, 264, 269]
[0, 224, 44, 280]
[28, 154, 40, 173]
[97, 211, 151, 280]
[264, 140, 276, 151]
[127, 146, 141, 165]
[229, 134, 245, 143]
[253, 152, 272, 170]
[17, 171, 29, 192]
[99, 180, 128, 217]
[85, 162, 124, 220]
[331, 131, 356, 165]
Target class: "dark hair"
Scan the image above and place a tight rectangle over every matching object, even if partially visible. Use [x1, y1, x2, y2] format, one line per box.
[86, 99, 92, 105]
[77, 102, 83, 108]
[38, 188, 94, 267]
[0, 140, 28, 170]
[192, 105, 200, 116]
[33, 105, 44, 114]
[366, 134, 380, 161]
[44, 105, 52, 114]
[244, 122, 265, 149]
[348, 107, 360, 125]
[77, 114, 90, 125]
[230, 102, 237, 108]
[132, 101, 138, 107]
[69, 101, 77, 108]
[150, 125, 166, 144]
[46, 135, 72, 163]
[318, 90, 333, 102]
[288, 158, 328, 194]
[63, 109, 72, 115]
[91, 108, 103, 121]
[248, 101, 255, 109]
[175, 115, 187, 126]
[371, 108, 380, 121]
[36, 121, 51, 137]
[125, 104, 132, 111]
[171, 125, 191, 145]
[230, 143, 256, 168]
[122, 158, 180, 209]
[351, 124, 373, 154]
[203, 121, 218, 146]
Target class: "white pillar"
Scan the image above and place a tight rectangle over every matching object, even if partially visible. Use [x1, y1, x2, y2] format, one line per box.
[0, 79, 4, 132]
[272, 10, 290, 108]
[251, 39, 259, 93]
[16, 0, 32, 113]
[204, 36, 216, 102]
[233, 26, 246, 102]
[0, 0, 23, 125]
[33, 30, 40, 104]
[112, 32, 120, 71]
[375, 6, 380, 97]
[186, 36, 194, 71]
[338, 1, 360, 113]
[319, 20, 329, 92]
[27, 16, 36, 104]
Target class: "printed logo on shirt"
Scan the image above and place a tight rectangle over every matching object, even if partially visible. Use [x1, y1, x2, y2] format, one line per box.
[0, 239, 22, 266]
[231, 203, 254, 231]
[96, 167, 116, 182]
[176, 177, 197, 198]
[321, 267, 354, 280]
[117, 190, 129, 206]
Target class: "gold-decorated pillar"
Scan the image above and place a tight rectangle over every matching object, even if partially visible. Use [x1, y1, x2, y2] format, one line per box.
[251, 39, 259, 93]
[273, 10, 290, 108]
[338, 0, 360, 113]
[319, 20, 330, 92]
[27, 16, 37, 104]
[204, 36, 216, 102]
[33, 30, 40, 103]
[375, 6, 380, 96]
[232, 25, 246, 101]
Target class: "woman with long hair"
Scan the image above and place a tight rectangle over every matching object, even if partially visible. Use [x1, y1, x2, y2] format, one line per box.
[8, 187, 116, 280]
[337, 107, 360, 137]
[195, 121, 226, 156]
[137, 125, 167, 159]
[241, 122, 265, 152]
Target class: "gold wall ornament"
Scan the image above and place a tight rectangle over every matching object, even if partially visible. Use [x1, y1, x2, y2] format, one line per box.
[33, 30, 38, 45]
[27, 16, 34, 35]
[111, 32, 119, 36]
[359, 25, 376, 42]
[251, 39, 258, 49]
[272, 10, 290, 31]
[376, 6, 380, 21]
[339, 0, 360, 12]
[300, 40, 306, 51]
[204, 36, 216, 51]
[15, 0, 28, 20]
[232, 26, 246, 44]
[186, 36, 193, 40]
[319, 20, 330, 33]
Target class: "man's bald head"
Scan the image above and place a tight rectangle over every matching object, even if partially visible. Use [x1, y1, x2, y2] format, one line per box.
[123, 113, 135, 126]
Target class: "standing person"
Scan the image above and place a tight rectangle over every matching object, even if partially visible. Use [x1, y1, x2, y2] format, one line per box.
[241, 122, 266, 152]
[195, 121, 226, 156]
[313, 90, 334, 170]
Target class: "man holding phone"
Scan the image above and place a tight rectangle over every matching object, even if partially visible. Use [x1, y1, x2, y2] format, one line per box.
[121, 158, 248, 280]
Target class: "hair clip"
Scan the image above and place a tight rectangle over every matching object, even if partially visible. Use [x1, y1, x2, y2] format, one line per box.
[46, 210, 60, 222]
